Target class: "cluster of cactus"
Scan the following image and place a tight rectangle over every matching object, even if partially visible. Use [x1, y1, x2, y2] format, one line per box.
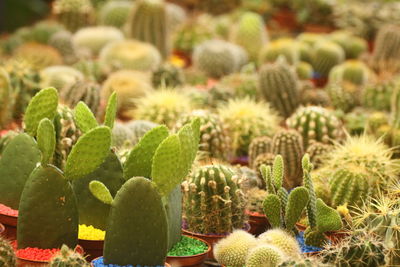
[49, 244, 89, 267]
[312, 41, 345, 77]
[182, 164, 246, 234]
[98, 0, 133, 28]
[362, 79, 398, 111]
[52, 0, 95, 32]
[0, 236, 16, 266]
[259, 58, 300, 118]
[152, 63, 185, 88]
[372, 24, 400, 74]
[60, 80, 100, 116]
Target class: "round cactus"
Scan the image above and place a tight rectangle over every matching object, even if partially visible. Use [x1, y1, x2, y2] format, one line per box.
[40, 66, 84, 91]
[306, 141, 332, 169]
[326, 83, 359, 112]
[258, 229, 302, 260]
[30, 20, 66, 44]
[99, 0, 133, 28]
[60, 81, 100, 116]
[49, 31, 77, 65]
[219, 71, 259, 100]
[50, 244, 89, 267]
[246, 245, 284, 267]
[13, 42, 63, 69]
[259, 38, 299, 65]
[329, 31, 367, 59]
[296, 62, 313, 80]
[312, 41, 345, 77]
[362, 80, 398, 111]
[248, 136, 272, 169]
[246, 188, 268, 214]
[329, 60, 371, 86]
[0, 236, 16, 267]
[125, 120, 158, 146]
[152, 63, 185, 88]
[53, 0, 95, 32]
[182, 164, 246, 234]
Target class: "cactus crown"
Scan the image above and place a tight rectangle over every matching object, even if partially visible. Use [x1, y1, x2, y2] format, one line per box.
[49, 244, 89, 267]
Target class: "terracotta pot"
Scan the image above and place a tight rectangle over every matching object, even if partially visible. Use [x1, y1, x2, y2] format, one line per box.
[272, 8, 298, 30]
[78, 239, 104, 262]
[0, 212, 17, 240]
[246, 211, 270, 236]
[166, 235, 210, 267]
[311, 77, 328, 88]
[0, 223, 5, 237]
[229, 156, 249, 166]
[303, 24, 335, 33]
[90, 257, 171, 267]
[17, 257, 48, 267]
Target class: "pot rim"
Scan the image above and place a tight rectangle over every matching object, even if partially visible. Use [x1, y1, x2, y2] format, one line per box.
[167, 234, 211, 259]
[245, 210, 265, 217]
[182, 222, 250, 238]
[91, 257, 171, 267]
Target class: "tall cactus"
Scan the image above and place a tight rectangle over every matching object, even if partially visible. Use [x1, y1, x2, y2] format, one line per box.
[248, 136, 272, 169]
[372, 24, 400, 74]
[259, 59, 300, 118]
[0, 68, 12, 128]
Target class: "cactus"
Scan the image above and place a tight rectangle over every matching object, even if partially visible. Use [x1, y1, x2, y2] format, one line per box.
[128, 0, 169, 59]
[258, 229, 301, 260]
[0, 68, 12, 128]
[125, 120, 159, 146]
[53, 0, 95, 32]
[218, 98, 279, 156]
[329, 60, 371, 86]
[249, 136, 272, 169]
[287, 106, 344, 149]
[231, 12, 268, 61]
[329, 31, 367, 59]
[152, 63, 185, 88]
[99, 40, 161, 72]
[13, 42, 63, 69]
[259, 39, 299, 65]
[72, 59, 103, 82]
[214, 230, 258, 267]
[133, 89, 192, 129]
[246, 245, 284, 267]
[49, 31, 78, 65]
[366, 112, 389, 135]
[219, 70, 259, 100]
[0, 236, 16, 266]
[372, 24, 400, 74]
[193, 39, 248, 79]
[99, 0, 133, 28]
[60, 81, 100, 116]
[363, 79, 399, 112]
[253, 153, 275, 186]
[271, 129, 304, 189]
[246, 188, 268, 214]
[306, 141, 332, 169]
[326, 83, 359, 112]
[259, 59, 300, 118]
[40, 66, 84, 92]
[312, 41, 345, 77]
[175, 109, 231, 161]
[296, 62, 313, 80]
[391, 85, 400, 128]
[300, 87, 331, 107]
[165, 3, 187, 34]
[50, 244, 89, 267]
[182, 164, 246, 234]
[0, 130, 18, 155]
[111, 123, 134, 149]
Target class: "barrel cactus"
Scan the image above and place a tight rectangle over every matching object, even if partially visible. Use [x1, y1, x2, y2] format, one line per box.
[50, 244, 89, 267]
[99, 0, 133, 28]
[40, 66, 84, 91]
[259, 38, 299, 65]
[326, 83, 359, 112]
[329, 31, 367, 59]
[362, 79, 398, 111]
[13, 42, 63, 69]
[248, 136, 272, 169]
[246, 245, 284, 267]
[60, 81, 100, 116]
[329, 60, 372, 86]
[258, 229, 302, 260]
[53, 0, 95, 32]
[306, 141, 332, 169]
[152, 63, 184, 88]
[312, 41, 345, 77]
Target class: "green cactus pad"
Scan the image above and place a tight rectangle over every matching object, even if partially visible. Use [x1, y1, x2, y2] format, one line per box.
[273, 155, 284, 189]
[104, 92, 117, 129]
[152, 134, 182, 196]
[73, 102, 98, 133]
[17, 165, 78, 249]
[304, 227, 327, 247]
[0, 133, 41, 209]
[190, 117, 201, 148]
[165, 185, 182, 250]
[285, 186, 310, 231]
[89, 181, 113, 205]
[37, 118, 56, 165]
[73, 152, 124, 230]
[65, 126, 111, 180]
[263, 194, 281, 228]
[24, 87, 58, 136]
[316, 198, 342, 233]
[123, 125, 169, 180]
[103, 177, 168, 266]
[176, 122, 199, 180]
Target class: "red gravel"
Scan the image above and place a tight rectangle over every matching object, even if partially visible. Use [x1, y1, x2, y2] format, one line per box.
[15, 245, 60, 261]
[0, 203, 18, 217]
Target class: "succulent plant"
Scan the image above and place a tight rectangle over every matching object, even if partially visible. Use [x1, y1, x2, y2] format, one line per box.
[182, 164, 246, 234]
[259, 39, 299, 66]
[305, 141, 332, 169]
[326, 83, 359, 113]
[246, 188, 268, 214]
[312, 41, 345, 78]
[219, 64, 260, 99]
[362, 79, 398, 111]
[0, 68, 12, 128]
[49, 31, 78, 65]
[60, 81, 100, 116]
[50, 244, 89, 267]
[125, 120, 159, 146]
[329, 31, 368, 59]
[53, 0, 95, 32]
[72, 59, 103, 82]
[29, 20, 66, 44]
[300, 87, 331, 107]
[13, 42, 63, 69]
[248, 136, 272, 169]
[40, 66, 84, 91]
[0, 236, 16, 267]
[152, 63, 185, 88]
[329, 60, 372, 86]
[258, 229, 301, 260]
[98, 0, 133, 28]
[246, 244, 284, 267]
[372, 24, 400, 75]
[296, 61, 313, 80]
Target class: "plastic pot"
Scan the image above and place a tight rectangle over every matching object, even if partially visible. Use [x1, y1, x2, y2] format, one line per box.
[166, 235, 210, 267]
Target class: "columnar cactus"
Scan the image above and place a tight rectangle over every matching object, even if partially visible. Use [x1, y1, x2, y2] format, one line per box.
[271, 129, 304, 189]
[182, 164, 246, 234]
[287, 106, 344, 149]
[60, 81, 100, 116]
[53, 0, 95, 32]
[128, 0, 169, 58]
[372, 24, 400, 74]
[312, 41, 345, 77]
[248, 136, 272, 168]
[50, 244, 89, 267]
[259, 59, 300, 118]
[0, 236, 16, 267]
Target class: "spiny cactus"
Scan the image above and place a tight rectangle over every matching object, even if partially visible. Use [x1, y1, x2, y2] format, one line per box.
[329, 60, 371, 86]
[40, 66, 84, 91]
[219, 70, 259, 100]
[259, 38, 299, 65]
[296, 61, 313, 80]
[372, 24, 400, 74]
[246, 188, 268, 214]
[125, 120, 159, 146]
[49, 31, 77, 65]
[152, 63, 185, 88]
[287, 106, 344, 149]
[326, 83, 359, 112]
[248, 136, 272, 169]
[111, 122, 134, 149]
[329, 31, 367, 59]
[99, 0, 133, 28]
[182, 164, 246, 234]
[53, 0, 95, 32]
[305, 141, 332, 169]
[99, 40, 162, 73]
[72, 59, 103, 82]
[50, 244, 89, 267]
[271, 129, 304, 189]
[312, 41, 345, 77]
[246, 245, 284, 267]
[60, 81, 100, 116]
[128, 0, 169, 58]
[253, 153, 275, 186]
[0, 236, 16, 267]
[29, 20, 66, 44]
[13, 42, 63, 69]
[258, 229, 301, 260]
[214, 230, 258, 267]
[218, 98, 279, 156]
[193, 39, 248, 79]
[259, 59, 300, 118]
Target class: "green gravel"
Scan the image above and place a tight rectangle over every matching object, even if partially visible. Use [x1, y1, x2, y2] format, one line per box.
[167, 235, 208, 257]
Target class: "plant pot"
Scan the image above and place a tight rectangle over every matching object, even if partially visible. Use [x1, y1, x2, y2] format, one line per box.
[17, 257, 49, 267]
[311, 77, 328, 88]
[246, 211, 270, 236]
[230, 156, 249, 166]
[172, 50, 192, 68]
[91, 257, 171, 267]
[0, 212, 17, 240]
[272, 8, 298, 31]
[0, 223, 5, 237]
[78, 239, 104, 262]
[303, 24, 335, 33]
[166, 235, 211, 267]
[296, 222, 348, 244]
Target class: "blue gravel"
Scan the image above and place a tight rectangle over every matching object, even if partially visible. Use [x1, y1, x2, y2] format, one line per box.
[92, 257, 166, 267]
[296, 232, 323, 253]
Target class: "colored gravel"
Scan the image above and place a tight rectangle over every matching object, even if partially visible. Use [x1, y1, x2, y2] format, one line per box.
[0, 203, 18, 217]
[79, 224, 105, 240]
[167, 235, 208, 257]
[296, 232, 323, 253]
[92, 256, 166, 267]
[16, 246, 60, 261]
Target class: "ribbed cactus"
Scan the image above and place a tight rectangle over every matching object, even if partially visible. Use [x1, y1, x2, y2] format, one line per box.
[329, 60, 371, 86]
[372, 24, 400, 74]
[391, 86, 400, 128]
[306, 141, 332, 169]
[271, 129, 304, 189]
[60, 81, 100, 116]
[258, 229, 302, 260]
[312, 41, 345, 77]
[0, 236, 16, 267]
[152, 63, 185, 88]
[193, 40, 248, 79]
[128, 0, 169, 58]
[248, 136, 272, 169]
[259, 59, 300, 118]
[48, 31, 77, 64]
[326, 83, 358, 112]
[259, 39, 299, 65]
[296, 61, 313, 80]
[362, 80, 397, 111]
[0, 68, 12, 128]
[287, 106, 343, 149]
[214, 230, 258, 267]
[99, 0, 133, 28]
[246, 188, 268, 214]
[53, 0, 95, 32]
[329, 31, 367, 59]
[49, 244, 89, 267]
[246, 245, 284, 267]
[182, 164, 246, 234]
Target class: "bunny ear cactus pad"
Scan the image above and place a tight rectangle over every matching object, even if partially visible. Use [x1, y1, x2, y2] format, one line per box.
[0, 133, 41, 209]
[73, 101, 98, 133]
[284, 187, 309, 231]
[36, 118, 56, 165]
[104, 91, 117, 129]
[65, 126, 111, 180]
[89, 180, 113, 205]
[123, 125, 169, 180]
[316, 198, 342, 233]
[24, 87, 58, 136]
[176, 121, 199, 181]
[263, 194, 281, 228]
[103, 177, 168, 266]
[17, 165, 78, 249]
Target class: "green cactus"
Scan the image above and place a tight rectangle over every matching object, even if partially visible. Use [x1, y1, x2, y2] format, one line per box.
[363, 79, 399, 112]
[328, 60, 371, 86]
[14, 42, 63, 69]
[30, 20, 65, 44]
[0, 130, 18, 156]
[73, 102, 98, 134]
[0, 68, 12, 128]
[258, 229, 302, 260]
[37, 118, 56, 165]
[372, 24, 400, 74]
[287, 106, 344, 149]
[49, 31, 77, 65]
[219, 69, 259, 100]
[305, 141, 332, 169]
[53, 0, 95, 32]
[128, 0, 169, 59]
[326, 83, 358, 113]
[214, 230, 258, 267]
[271, 129, 304, 189]
[259, 39, 299, 65]
[99, 0, 133, 28]
[296, 61, 313, 80]
[253, 153, 275, 186]
[183, 164, 246, 234]
[49, 244, 89, 267]
[125, 120, 159, 146]
[246, 245, 284, 267]
[40, 66, 84, 91]
[60, 81, 100, 116]
[72, 59, 103, 82]
[259, 59, 300, 118]
[111, 123, 133, 149]
[152, 63, 185, 88]
[246, 188, 268, 214]
[278, 258, 329, 267]
[249, 136, 272, 169]
[312, 41, 345, 77]
[0, 236, 16, 267]
[329, 31, 367, 59]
